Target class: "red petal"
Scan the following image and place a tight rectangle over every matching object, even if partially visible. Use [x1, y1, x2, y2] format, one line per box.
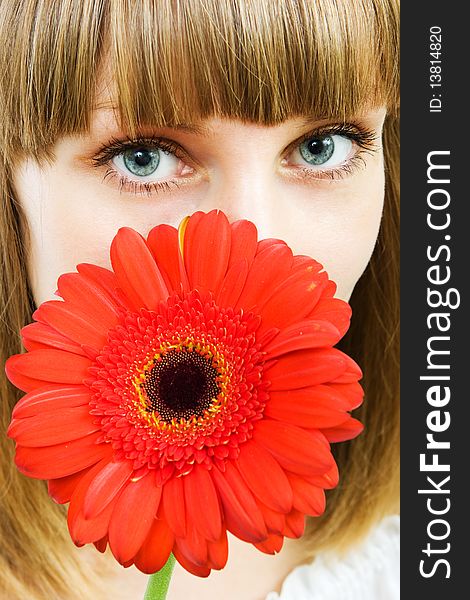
[216, 259, 249, 308]
[322, 279, 336, 296]
[67, 456, 114, 543]
[254, 498, 286, 535]
[76, 263, 123, 304]
[69, 504, 113, 546]
[134, 517, 174, 574]
[184, 464, 222, 542]
[11, 385, 90, 419]
[6, 350, 92, 386]
[227, 220, 258, 269]
[147, 224, 190, 293]
[94, 535, 109, 553]
[174, 526, 208, 568]
[257, 270, 328, 336]
[256, 238, 288, 251]
[284, 510, 306, 539]
[286, 473, 326, 516]
[330, 353, 363, 383]
[321, 417, 364, 442]
[83, 459, 134, 519]
[308, 296, 352, 338]
[22, 322, 87, 355]
[162, 476, 186, 537]
[33, 300, 110, 351]
[298, 463, 339, 490]
[305, 462, 339, 489]
[267, 348, 347, 390]
[254, 420, 334, 476]
[326, 381, 364, 410]
[235, 244, 293, 312]
[211, 462, 268, 543]
[15, 431, 108, 479]
[237, 440, 293, 513]
[290, 256, 323, 275]
[8, 405, 98, 447]
[180, 211, 203, 244]
[68, 464, 117, 545]
[5, 372, 47, 392]
[110, 227, 169, 310]
[264, 388, 353, 429]
[48, 466, 94, 504]
[109, 472, 162, 564]
[263, 320, 341, 359]
[57, 272, 121, 321]
[183, 210, 231, 294]
[253, 533, 284, 554]
[207, 529, 229, 570]
[72, 500, 116, 546]
[172, 545, 211, 577]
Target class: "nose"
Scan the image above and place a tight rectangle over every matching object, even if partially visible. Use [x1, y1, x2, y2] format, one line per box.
[195, 147, 282, 241]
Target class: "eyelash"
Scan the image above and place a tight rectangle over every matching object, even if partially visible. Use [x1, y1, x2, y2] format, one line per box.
[92, 137, 186, 196]
[91, 124, 379, 196]
[290, 124, 379, 181]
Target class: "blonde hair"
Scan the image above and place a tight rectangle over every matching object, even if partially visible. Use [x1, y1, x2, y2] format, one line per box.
[0, 0, 399, 597]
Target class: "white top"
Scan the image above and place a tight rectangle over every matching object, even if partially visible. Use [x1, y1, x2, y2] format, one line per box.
[265, 515, 400, 600]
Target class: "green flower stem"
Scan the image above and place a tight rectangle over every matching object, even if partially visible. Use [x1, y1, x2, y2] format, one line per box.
[143, 554, 176, 600]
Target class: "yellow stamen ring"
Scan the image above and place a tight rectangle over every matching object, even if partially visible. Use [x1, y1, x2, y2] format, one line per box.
[131, 336, 231, 434]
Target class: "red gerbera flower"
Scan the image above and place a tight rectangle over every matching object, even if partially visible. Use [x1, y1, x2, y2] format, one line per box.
[6, 210, 363, 577]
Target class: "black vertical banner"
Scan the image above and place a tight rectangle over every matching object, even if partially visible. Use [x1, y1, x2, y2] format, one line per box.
[401, 3, 468, 597]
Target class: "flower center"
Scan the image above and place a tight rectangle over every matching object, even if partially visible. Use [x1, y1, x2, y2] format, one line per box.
[87, 292, 269, 475]
[141, 348, 221, 422]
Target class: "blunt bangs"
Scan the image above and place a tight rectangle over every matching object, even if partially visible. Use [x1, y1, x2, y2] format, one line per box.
[1, 0, 399, 157]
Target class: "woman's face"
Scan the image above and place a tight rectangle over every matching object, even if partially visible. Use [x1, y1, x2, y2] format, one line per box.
[13, 85, 386, 307]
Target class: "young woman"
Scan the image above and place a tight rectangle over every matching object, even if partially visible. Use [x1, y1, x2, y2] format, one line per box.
[0, 0, 399, 598]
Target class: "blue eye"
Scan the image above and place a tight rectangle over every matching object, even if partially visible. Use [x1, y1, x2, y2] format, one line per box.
[122, 148, 160, 177]
[296, 134, 353, 169]
[111, 142, 185, 184]
[299, 136, 335, 165]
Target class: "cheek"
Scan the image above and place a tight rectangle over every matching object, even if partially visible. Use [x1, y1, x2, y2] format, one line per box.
[316, 196, 383, 301]
[13, 160, 143, 306]
[15, 154, 384, 308]
[275, 170, 385, 301]
[14, 155, 205, 306]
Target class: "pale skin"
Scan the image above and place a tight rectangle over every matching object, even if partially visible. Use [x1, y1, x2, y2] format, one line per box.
[12, 78, 387, 598]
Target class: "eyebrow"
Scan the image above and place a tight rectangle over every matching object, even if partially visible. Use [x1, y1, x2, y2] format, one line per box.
[92, 104, 209, 135]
